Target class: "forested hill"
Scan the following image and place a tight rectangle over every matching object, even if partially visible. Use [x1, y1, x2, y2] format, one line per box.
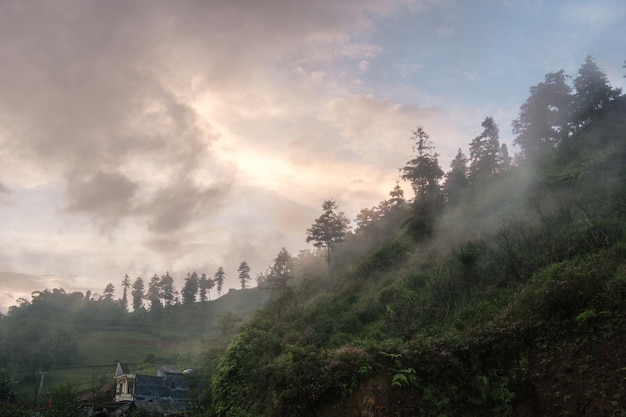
[208, 59, 626, 417]
[0, 285, 270, 406]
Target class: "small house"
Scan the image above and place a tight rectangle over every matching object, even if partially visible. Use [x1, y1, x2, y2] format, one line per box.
[114, 362, 192, 413]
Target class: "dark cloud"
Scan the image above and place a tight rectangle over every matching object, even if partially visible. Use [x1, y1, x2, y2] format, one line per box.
[0, 0, 233, 235]
[143, 237, 185, 257]
[65, 170, 139, 227]
[146, 181, 230, 234]
[0, 271, 80, 313]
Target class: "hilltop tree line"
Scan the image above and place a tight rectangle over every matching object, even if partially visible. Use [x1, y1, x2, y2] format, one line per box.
[304, 56, 622, 268]
[97, 261, 252, 314]
[394, 55, 622, 242]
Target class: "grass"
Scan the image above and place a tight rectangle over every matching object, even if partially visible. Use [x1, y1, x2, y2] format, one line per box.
[8, 288, 272, 401]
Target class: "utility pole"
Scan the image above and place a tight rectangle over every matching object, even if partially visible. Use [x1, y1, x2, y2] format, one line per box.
[37, 371, 46, 408]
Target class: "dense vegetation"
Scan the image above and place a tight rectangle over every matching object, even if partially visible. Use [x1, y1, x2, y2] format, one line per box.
[206, 57, 626, 417]
[2, 56, 626, 416]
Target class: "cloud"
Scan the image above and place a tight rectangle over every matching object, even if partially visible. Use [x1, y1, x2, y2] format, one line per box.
[0, 0, 423, 231]
[6, 0, 598, 300]
[146, 181, 230, 234]
[0, 271, 74, 313]
[65, 170, 139, 228]
[0, 271, 45, 293]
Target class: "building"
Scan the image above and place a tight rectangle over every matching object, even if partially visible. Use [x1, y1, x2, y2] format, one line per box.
[114, 362, 193, 413]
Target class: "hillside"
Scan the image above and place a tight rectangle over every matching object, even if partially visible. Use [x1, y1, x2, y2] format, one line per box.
[207, 98, 626, 414]
[0, 287, 270, 404]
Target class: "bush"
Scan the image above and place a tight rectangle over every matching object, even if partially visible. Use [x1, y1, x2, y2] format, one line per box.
[510, 251, 618, 323]
[44, 383, 82, 417]
[0, 402, 30, 417]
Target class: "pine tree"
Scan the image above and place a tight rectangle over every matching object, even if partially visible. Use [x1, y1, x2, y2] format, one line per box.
[400, 126, 444, 198]
[146, 274, 162, 311]
[102, 283, 115, 302]
[400, 126, 444, 240]
[388, 182, 405, 207]
[512, 70, 572, 162]
[444, 148, 469, 203]
[131, 276, 144, 311]
[120, 274, 131, 312]
[160, 272, 176, 307]
[238, 262, 251, 289]
[267, 248, 293, 289]
[306, 199, 351, 270]
[198, 273, 209, 302]
[469, 117, 501, 182]
[571, 55, 622, 129]
[182, 272, 199, 305]
[214, 267, 225, 297]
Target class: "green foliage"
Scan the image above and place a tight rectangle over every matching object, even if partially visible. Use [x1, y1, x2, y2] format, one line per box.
[469, 116, 501, 182]
[513, 69, 571, 163]
[43, 383, 82, 417]
[379, 352, 417, 388]
[0, 402, 30, 417]
[1, 287, 269, 402]
[354, 237, 411, 278]
[206, 93, 626, 416]
[508, 251, 618, 323]
[0, 370, 13, 402]
[306, 199, 351, 270]
[390, 368, 416, 388]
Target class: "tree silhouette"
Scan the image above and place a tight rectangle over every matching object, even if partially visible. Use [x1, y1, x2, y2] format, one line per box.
[388, 182, 405, 208]
[120, 274, 131, 311]
[198, 273, 210, 302]
[267, 247, 294, 289]
[571, 55, 622, 129]
[469, 117, 501, 182]
[214, 267, 225, 297]
[160, 272, 177, 307]
[444, 148, 469, 204]
[238, 262, 251, 289]
[182, 272, 199, 305]
[306, 199, 351, 270]
[146, 274, 161, 311]
[101, 283, 115, 302]
[400, 126, 444, 240]
[512, 70, 571, 162]
[131, 276, 144, 311]
[400, 126, 443, 198]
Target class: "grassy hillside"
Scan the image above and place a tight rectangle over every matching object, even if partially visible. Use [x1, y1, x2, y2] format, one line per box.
[0, 287, 270, 403]
[208, 98, 626, 417]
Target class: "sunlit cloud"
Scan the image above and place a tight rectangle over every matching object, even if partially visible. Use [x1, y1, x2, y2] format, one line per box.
[0, 0, 624, 310]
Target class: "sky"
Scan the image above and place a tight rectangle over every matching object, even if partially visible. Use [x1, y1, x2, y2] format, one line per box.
[1, 0, 625, 312]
